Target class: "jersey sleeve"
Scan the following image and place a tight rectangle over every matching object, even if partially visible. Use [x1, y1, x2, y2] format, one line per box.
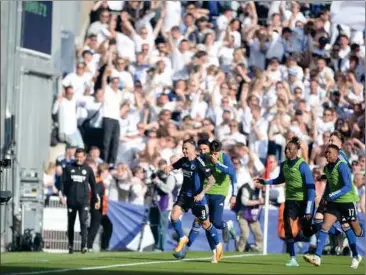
[299, 162, 315, 214]
[266, 162, 285, 185]
[328, 162, 353, 201]
[196, 156, 212, 178]
[172, 157, 185, 170]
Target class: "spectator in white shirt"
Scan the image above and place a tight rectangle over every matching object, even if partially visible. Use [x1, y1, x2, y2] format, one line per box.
[221, 119, 247, 149]
[227, 19, 242, 49]
[78, 88, 104, 150]
[248, 105, 269, 163]
[315, 108, 335, 145]
[88, 9, 110, 36]
[170, 38, 194, 81]
[266, 155, 284, 204]
[216, 8, 233, 40]
[129, 166, 147, 205]
[102, 76, 123, 166]
[284, 1, 307, 29]
[62, 62, 91, 100]
[163, 1, 182, 33]
[52, 86, 84, 148]
[111, 57, 134, 92]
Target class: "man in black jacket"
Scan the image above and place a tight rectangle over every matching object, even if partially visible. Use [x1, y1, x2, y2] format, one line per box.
[59, 148, 100, 254]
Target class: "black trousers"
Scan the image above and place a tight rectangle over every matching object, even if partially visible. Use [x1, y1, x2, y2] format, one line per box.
[102, 117, 120, 164]
[67, 204, 89, 248]
[87, 209, 103, 249]
[87, 210, 113, 250]
[101, 215, 113, 250]
[84, 127, 103, 152]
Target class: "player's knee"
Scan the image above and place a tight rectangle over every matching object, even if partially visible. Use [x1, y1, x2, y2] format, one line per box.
[170, 206, 181, 221]
[201, 220, 211, 229]
[315, 212, 324, 220]
[170, 213, 179, 222]
[211, 218, 224, 229]
[192, 220, 201, 229]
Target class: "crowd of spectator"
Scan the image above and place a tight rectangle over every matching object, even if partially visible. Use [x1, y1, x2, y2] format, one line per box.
[45, 1, 365, 240]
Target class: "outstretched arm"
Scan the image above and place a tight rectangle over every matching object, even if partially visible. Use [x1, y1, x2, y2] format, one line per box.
[265, 163, 285, 185]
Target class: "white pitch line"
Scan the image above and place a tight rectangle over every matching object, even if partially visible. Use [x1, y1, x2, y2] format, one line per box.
[4, 253, 262, 275]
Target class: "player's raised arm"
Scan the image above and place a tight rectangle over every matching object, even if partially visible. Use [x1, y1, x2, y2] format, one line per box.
[213, 153, 236, 178]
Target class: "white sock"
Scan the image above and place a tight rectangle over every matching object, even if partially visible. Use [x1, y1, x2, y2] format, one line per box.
[291, 257, 296, 261]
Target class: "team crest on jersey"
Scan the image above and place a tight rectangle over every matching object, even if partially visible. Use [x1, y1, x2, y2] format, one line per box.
[191, 164, 196, 170]
[71, 169, 75, 173]
[82, 169, 87, 175]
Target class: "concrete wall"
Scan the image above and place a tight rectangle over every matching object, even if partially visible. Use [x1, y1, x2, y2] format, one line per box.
[0, 0, 82, 251]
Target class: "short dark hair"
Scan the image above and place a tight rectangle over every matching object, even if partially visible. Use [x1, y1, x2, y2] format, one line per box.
[327, 144, 340, 152]
[330, 130, 345, 144]
[288, 137, 301, 150]
[210, 140, 222, 153]
[198, 139, 210, 147]
[183, 138, 196, 147]
[75, 148, 86, 155]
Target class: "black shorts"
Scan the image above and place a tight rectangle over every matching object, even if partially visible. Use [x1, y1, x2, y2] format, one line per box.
[325, 201, 358, 224]
[284, 200, 307, 220]
[316, 198, 327, 215]
[174, 194, 209, 222]
[284, 200, 314, 238]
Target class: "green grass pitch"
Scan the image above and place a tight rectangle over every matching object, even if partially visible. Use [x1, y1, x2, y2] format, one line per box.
[0, 251, 364, 275]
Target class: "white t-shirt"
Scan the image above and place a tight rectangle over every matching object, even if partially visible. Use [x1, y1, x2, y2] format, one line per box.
[53, 98, 78, 136]
[62, 73, 90, 99]
[163, 1, 182, 32]
[88, 21, 108, 36]
[248, 117, 269, 159]
[171, 49, 193, 80]
[111, 70, 134, 90]
[116, 33, 136, 62]
[103, 86, 123, 120]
